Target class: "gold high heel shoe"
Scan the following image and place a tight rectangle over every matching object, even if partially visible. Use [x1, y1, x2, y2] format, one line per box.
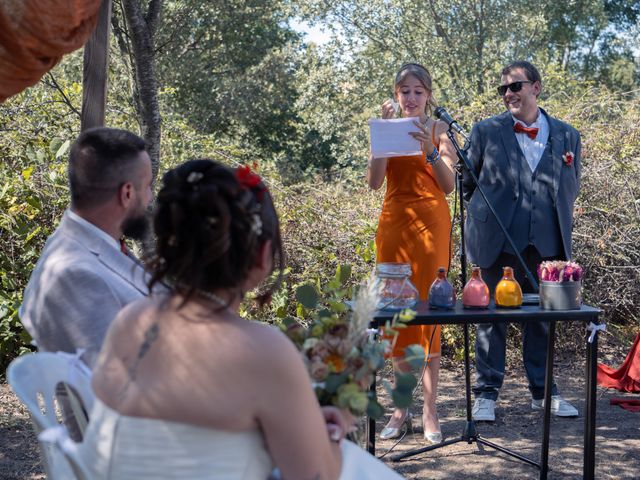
[422, 411, 442, 444]
[379, 410, 413, 440]
[423, 431, 442, 444]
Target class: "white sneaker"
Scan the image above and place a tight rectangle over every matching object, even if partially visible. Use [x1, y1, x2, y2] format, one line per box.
[472, 398, 496, 422]
[531, 395, 579, 417]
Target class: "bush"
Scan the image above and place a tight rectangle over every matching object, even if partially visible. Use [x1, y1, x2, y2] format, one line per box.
[0, 85, 79, 373]
[1, 73, 638, 375]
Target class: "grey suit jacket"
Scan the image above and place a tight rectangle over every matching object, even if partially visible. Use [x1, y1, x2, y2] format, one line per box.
[462, 109, 581, 268]
[20, 210, 152, 367]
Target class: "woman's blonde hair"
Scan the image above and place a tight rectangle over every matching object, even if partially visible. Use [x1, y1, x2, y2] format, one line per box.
[394, 63, 438, 117]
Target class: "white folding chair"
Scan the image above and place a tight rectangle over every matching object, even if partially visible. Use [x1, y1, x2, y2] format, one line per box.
[38, 424, 90, 480]
[7, 351, 93, 479]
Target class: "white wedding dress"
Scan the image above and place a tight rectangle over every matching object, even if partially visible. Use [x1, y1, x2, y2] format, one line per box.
[78, 399, 404, 479]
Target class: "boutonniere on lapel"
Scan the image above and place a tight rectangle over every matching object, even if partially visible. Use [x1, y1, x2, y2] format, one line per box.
[562, 151, 574, 167]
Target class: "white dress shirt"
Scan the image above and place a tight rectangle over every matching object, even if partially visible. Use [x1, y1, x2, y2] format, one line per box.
[512, 109, 549, 173]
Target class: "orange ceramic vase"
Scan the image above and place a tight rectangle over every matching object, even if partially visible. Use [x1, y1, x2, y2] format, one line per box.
[494, 266, 523, 308]
[462, 266, 490, 309]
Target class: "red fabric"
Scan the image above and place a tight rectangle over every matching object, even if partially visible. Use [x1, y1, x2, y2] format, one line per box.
[514, 122, 539, 139]
[0, 0, 101, 102]
[609, 397, 640, 412]
[597, 333, 640, 393]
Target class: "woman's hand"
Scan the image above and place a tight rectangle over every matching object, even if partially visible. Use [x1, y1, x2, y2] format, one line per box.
[410, 120, 435, 153]
[381, 99, 397, 119]
[321, 406, 351, 442]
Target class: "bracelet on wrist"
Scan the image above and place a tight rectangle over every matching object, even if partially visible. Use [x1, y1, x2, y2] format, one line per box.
[426, 147, 441, 165]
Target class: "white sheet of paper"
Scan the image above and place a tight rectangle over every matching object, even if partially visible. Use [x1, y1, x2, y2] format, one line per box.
[368, 117, 422, 158]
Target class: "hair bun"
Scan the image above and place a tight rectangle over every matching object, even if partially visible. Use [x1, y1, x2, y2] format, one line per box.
[148, 159, 284, 307]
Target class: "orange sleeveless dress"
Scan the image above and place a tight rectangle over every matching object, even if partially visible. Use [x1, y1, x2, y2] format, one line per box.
[376, 136, 452, 358]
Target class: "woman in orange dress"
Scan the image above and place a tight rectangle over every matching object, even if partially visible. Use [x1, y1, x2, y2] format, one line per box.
[367, 63, 455, 444]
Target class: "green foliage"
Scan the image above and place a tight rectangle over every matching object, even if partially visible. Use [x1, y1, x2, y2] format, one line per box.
[391, 373, 418, 409]
[153, 1, 310, 171]
[295, 284, 319, 309]
[295, 0, 639, 96]
[0, 165, 64, 364]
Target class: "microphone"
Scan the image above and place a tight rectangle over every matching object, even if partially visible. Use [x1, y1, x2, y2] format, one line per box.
[434, 107, 468, 139]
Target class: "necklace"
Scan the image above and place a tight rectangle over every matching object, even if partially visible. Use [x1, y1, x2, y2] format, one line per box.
[171, 282, 237, 314]
[197, 289, 230, 307]
[195, 289, 243, 321]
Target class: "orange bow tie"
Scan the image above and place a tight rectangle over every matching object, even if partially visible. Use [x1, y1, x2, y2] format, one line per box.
[514, 122, 539, 140]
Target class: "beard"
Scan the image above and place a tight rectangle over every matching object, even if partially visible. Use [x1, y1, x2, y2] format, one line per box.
[121, 210, 150, 240]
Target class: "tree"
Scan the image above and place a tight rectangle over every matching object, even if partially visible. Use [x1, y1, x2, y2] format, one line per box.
[113, 0, 163, 175]
[154, 1, 300, 145]
[294, 0, 639, 96]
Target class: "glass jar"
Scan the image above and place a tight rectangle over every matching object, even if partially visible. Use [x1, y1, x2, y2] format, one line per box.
[495, 266, 523, 308]
[374, 263, 419, 311]
[428, 267, 456, 309]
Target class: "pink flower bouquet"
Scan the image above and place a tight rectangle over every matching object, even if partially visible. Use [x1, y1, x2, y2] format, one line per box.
[538, 260, 583, 282]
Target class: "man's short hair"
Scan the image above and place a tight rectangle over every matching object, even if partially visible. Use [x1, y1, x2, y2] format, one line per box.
[68, 127, 147, 209]
[501, 61, 542, 85]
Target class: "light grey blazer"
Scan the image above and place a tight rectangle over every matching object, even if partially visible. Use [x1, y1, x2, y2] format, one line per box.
[462, 109, 582, 268]
[20, 210, 152, 367]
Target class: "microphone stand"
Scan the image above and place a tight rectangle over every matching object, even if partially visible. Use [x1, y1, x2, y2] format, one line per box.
[389, 126, 541, 467]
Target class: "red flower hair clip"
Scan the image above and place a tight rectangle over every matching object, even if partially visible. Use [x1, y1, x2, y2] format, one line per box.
[563, 151, 574, 167]
[236, 165, 267, 199]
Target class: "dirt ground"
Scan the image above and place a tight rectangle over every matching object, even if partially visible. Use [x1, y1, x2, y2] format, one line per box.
[0, 383, 43, 480]
[374, 355, 640, 479]
[1, 339, 639, 479]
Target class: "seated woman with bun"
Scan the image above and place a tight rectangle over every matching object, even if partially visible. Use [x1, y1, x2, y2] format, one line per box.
[79, 160, 403, 479]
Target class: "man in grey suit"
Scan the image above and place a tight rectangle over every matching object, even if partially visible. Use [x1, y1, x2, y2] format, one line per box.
[463, 61, 581, 421]
[20, 127, 154, 368]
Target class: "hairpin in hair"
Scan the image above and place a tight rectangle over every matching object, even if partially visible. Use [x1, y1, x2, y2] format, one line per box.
[251, 213, 263, 236]
[187, 171, 204, 184]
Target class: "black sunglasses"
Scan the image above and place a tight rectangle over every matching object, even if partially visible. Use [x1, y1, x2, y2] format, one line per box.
[497, 81, 533, 96]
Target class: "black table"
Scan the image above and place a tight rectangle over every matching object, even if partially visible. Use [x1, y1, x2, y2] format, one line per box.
[367, 301, 602, 480]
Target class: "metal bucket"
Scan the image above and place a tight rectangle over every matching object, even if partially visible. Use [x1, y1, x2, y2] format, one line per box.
[539, 281, 582, 310]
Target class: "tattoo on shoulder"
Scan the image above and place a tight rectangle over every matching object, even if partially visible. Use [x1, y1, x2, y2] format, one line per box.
[117, 323, 160, 403]
[132, 323, 160, 374]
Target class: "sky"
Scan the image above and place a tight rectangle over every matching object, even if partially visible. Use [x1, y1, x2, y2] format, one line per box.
[290, 19, 332, 45]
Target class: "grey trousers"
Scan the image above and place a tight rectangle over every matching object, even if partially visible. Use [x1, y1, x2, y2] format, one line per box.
[473, 246, 562, 401]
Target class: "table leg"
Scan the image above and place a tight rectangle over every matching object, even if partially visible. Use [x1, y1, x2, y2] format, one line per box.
[367, 375, 376, 455]
[583, 323, 598, 479]
[540, 319, 556, 480]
